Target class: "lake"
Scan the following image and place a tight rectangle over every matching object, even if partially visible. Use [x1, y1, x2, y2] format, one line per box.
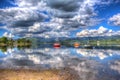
[0, 46, 120, 80]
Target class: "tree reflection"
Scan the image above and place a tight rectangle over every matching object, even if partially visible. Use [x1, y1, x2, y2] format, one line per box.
[0, 46, 7, 52]
[0, 45, 31, 53]
[17, 45, 31, 50]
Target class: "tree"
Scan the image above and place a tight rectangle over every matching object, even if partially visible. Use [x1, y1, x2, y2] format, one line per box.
[0, 37, 8, 43]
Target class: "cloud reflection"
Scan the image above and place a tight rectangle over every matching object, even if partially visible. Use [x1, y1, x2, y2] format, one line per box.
[0, 48, 120, 79]
[110, 60, 120, 74]
[76, 49, 120, 60]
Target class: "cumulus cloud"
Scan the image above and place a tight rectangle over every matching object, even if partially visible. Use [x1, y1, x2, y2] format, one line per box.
[3, 32, 15, 38]
[0, 8, 48, 27]
[108, 13, 120, 26]
[0, 0, 111, 38]
[76, 26, 120, 37]
[44, 0, 100, 29]
[46, 0, 81, 18]
[46, 0, 80, 11]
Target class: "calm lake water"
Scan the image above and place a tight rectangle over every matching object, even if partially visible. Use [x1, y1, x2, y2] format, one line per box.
[0, 46, 120, 80]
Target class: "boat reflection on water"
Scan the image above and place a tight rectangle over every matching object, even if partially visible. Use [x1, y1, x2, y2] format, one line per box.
[0, 47, 120, 80]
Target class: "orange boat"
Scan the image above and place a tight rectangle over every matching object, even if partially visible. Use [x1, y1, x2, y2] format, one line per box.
[53, 43, 61, 48]
[74, 42, 80, 48]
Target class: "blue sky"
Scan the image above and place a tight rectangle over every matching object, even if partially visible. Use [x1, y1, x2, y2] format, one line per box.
[0, 0, 120, 38]
[95, 1, 120, 30]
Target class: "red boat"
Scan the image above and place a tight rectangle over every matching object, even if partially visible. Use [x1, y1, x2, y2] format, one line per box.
[53, 43, 61, 48]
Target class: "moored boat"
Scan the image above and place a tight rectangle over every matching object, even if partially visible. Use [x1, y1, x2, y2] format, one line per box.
[74, 42, 80, 48]
[53, 43, 61, 48]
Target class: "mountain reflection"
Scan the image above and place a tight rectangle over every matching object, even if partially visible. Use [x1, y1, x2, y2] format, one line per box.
[0, 47, 120, 80]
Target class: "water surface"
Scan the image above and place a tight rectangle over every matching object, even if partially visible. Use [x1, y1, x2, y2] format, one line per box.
[0, 47, 120, 80]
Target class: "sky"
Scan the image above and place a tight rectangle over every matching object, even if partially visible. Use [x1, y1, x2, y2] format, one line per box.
[0, 0, 120, 38]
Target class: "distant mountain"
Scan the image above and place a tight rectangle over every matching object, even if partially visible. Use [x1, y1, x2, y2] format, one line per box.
[29, 35, 120, 45]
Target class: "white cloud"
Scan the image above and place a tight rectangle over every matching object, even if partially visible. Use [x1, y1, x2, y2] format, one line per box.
[76, 26, 120, 37]
[28, 23, 41, 32]
[3, 32, 15, 38]
[0, 7, 48, 25]
[97, 26, 108, 34]
[0, 0, 113, 38]
[109, 13, 120, 26]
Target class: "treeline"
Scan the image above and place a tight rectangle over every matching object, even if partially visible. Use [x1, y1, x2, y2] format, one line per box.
[0, 37, 32, 47]
[60, 38, 120, 47]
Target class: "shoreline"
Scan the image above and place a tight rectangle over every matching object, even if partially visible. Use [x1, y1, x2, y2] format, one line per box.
[0, 68, 79, 80]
